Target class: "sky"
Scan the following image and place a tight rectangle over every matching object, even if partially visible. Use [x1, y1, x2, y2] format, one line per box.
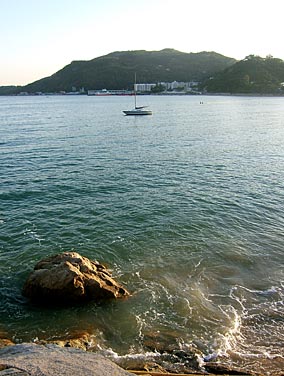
[0, 0, 283, 86]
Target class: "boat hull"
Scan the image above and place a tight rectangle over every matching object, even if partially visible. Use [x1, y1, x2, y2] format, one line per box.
[123, 110, 152, 116]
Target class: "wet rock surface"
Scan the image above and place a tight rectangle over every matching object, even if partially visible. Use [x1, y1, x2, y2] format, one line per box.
[204, 362, 255, 375]
[22, 252, 130, 304]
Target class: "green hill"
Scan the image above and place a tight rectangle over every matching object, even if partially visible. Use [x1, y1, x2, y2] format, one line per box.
[0, 86, 21, 95]
[203, 55, 284, 94]
[1, 49, 236, 94]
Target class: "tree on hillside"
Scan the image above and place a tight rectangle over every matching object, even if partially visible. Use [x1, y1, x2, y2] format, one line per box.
[203, 55, 284, 94]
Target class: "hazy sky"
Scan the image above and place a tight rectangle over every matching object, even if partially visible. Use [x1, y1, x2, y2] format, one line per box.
[1, 0, 283, 86]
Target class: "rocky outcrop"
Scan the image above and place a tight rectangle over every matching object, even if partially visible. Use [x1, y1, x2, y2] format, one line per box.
[0, 340, 14, 350]
[22, 252, 130, 304]
[0, 343, 133, 376]
[36, 331, 98, 352]
[0, 330, 14, 350]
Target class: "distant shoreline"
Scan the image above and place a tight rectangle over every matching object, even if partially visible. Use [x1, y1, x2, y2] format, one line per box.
[1, 92, 284, 97]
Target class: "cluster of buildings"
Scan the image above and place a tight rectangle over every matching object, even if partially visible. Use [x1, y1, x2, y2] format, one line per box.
[17, 81, 201, 96]
[87, 81, 200, 96]
[135, 81, 199, 93]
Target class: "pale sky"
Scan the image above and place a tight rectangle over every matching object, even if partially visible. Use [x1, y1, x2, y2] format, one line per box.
[0, 0, 283, 86]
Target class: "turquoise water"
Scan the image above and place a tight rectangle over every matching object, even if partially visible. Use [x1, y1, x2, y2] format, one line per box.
[0, 95, 283, 374]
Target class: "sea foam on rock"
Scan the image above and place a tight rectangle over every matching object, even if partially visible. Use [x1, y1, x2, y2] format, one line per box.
[22, 252, 130, 304]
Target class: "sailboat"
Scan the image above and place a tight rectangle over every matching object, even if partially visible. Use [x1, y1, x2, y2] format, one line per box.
[123, 74, 152, 116]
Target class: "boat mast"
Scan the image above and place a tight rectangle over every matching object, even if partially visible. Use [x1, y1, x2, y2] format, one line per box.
[134, 72, 137, 109]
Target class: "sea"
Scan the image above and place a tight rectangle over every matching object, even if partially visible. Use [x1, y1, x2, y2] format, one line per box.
[0, 94, 283, 375]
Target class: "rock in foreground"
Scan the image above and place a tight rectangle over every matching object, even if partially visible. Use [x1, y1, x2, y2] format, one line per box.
[0, 343, 132, 376]
[22, 252, 130, 304]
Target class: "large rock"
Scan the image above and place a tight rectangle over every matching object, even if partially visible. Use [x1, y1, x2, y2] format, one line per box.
[22, 252, 130, 304]
[0, 343, 133, 376]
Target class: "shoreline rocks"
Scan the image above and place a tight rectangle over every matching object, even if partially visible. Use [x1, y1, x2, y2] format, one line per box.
[0, 252, 258, 375]
[22, 252, 130, 304]
[0, 343, 132, 376]
[0, 331, 15, 350]
[35, 331, 99, 352]
[0, 336, 258, 375]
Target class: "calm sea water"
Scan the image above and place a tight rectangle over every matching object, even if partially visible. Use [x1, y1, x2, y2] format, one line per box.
[0, 95, 283, 374]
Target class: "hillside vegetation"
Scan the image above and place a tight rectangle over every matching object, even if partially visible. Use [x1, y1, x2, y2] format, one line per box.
[203, 55, 284, 94]
[3, 51, 284, 95]
[0, 49, 236, 94]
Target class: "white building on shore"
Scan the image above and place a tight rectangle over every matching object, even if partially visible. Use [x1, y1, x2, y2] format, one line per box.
[135, 83, 156, 92]
[135, 81, 199, 93]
